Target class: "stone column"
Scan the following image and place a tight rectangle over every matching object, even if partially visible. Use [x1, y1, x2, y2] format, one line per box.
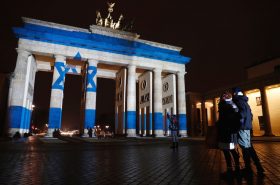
[143, 107, 147, 136]
[260, 87, 274, 136]
[115, 106, 118, 134]
[149, 106, 153, 135]
[201, 100, 207, 136]
[8, 49, 31, 136]
[24, 55, 37, 134]
[166, 108, 171, 136]
[126, 64, 137, 137]
[22, 100, 31, 133]
[213, 98, 217, 124]
[153, 68, 164, 137]
[177, 71, 188, 137]
[139, 109, 142, 135]
[47, 55, 66, 136]
[84, 59, 98, 137]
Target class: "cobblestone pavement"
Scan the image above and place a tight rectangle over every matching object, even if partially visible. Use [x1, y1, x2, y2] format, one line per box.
[0, 137, 280, 185]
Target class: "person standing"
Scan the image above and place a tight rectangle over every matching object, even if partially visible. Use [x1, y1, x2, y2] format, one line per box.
[167, 113, 179, 149]
[88, 127, 93, 138]
[232, 87, 265, 176]
[217, 91, 241, 177]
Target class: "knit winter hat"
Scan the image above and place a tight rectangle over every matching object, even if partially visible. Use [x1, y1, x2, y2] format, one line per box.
[232, 87, 243, 95]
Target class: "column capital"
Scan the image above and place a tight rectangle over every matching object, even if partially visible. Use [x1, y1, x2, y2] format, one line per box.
[16, 48, 31, 57]
[88, 59, 98, 66]
[127, 64, 136, 74]
[153, 67, 162, 73]
[177, 70, 187, 75]
[128, 64, 136, 69]
[54, 55, 66, 62]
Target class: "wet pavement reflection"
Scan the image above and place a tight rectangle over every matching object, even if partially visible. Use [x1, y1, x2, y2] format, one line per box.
[0, 137, 279, 185]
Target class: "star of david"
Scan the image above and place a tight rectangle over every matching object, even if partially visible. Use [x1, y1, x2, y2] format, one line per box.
[86, 66, 97, 92]
[52, 62, 69, 90]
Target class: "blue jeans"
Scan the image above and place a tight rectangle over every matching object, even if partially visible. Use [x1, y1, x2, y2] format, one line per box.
[238, 130, 251, 148]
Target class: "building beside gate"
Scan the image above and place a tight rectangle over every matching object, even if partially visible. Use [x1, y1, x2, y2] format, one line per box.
[0, 74, 10, 137]
[7, 14, 191, 138]
[187, 57, 280, 137]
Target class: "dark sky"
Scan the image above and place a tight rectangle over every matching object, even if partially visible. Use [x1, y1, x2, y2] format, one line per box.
[1, 0, 280, 91]
[1, 0, 280, 129]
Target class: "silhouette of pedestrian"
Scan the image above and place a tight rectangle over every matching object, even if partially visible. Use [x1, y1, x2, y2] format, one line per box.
[217, 91, 241, 178]
[232, 87, 265, 176]
[88, 127, 93, 138]
[167, 113, 179, 149]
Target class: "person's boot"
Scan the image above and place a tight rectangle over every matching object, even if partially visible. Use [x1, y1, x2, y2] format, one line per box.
[230, 149, 240, 174]
[170, 142, 175, 149]
[256, 163, 265, 177]
[234, 165, 240, 173]
[249, 147, 265, 175]
[241, 148, 253, 176]
[220, 168, 233, 180]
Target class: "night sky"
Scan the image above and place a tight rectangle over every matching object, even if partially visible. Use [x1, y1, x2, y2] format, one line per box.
[1, 0, 280, 130]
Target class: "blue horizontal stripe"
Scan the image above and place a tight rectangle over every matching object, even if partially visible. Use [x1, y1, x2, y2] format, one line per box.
[84, 109, 96, 129]
[9, 106, 30, 129]
[143, 113, 146, 130]
[13, 23, 191, 64]
[24, 108, 31, 130]
[49, 107, 62, 129]
[154, 112, 163, 130]
[127, 111, 136, 129]
[123, 111, 126, 130]
[179, 114, 187, 131]
[23, 23, 179, 55]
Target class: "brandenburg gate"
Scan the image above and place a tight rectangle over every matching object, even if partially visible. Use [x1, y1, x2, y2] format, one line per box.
[8, 5, 191, 137]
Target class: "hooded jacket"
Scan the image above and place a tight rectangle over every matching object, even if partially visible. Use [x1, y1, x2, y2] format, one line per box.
[233, 95, 253, 130]
[217, 100, 240, 144]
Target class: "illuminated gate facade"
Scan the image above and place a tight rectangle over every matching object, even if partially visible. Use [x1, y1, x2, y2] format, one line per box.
[8, 17, 190, 137]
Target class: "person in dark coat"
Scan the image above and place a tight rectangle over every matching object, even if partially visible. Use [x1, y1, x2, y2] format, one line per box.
[167, 113, 179, 149]
[88, 127, 93, 138]
[217, 91, 241, 176]
[232, 87, 265, 176]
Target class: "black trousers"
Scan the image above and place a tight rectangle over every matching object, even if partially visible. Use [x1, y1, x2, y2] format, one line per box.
[223, 149, 240, 170]
[240, 145, 263, 171]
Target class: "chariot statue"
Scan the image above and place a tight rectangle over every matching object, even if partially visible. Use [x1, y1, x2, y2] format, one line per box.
[91, 2, 133, 32]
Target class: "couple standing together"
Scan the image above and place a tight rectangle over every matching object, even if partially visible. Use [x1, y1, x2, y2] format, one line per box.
[217, 87, 264, 177]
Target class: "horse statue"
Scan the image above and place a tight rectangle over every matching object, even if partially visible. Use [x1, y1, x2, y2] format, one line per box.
[96, 11, 103, 26]
[113, 14, 124, 30]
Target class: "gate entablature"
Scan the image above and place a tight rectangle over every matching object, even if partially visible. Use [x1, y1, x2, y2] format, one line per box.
[13, 17, 190, 72]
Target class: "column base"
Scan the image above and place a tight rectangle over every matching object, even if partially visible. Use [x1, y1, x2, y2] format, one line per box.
[19, 128, 29, 134]
[83, 129, 89, 138]
[143, 130, 146, 136]
[45, 128, 55, 137]
[127, 129, 136, 137]
[154, 130, 164, 137]
[82, 129, 96, 138]
[9, 128, 20, 137]
[166, 130, 171, 137]
[179, 130, 188, 137]
[81, 134, 88, 138]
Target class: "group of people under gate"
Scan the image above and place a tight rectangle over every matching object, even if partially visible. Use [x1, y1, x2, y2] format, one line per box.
[216, 87, 265, 179]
